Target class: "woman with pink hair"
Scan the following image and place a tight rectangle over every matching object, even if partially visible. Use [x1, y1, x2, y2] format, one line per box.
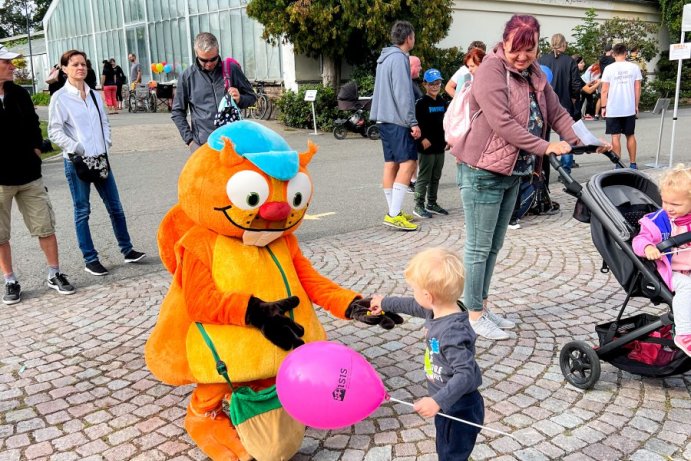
[452, 14, 609, 340]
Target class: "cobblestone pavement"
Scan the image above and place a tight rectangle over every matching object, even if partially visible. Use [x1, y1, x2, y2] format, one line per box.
[1, 189, 690, 461]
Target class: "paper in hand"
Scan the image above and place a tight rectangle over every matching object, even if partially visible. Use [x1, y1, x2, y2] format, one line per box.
[572, 120, 603, 147]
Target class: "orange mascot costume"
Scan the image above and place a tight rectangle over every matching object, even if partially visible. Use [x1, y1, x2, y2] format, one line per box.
[144, 121, 394, 460]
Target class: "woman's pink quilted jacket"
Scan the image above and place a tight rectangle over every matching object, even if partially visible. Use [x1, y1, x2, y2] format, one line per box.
[452, 45, 581, 175]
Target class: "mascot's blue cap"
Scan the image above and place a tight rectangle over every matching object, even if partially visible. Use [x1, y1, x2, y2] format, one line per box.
[207, 120, 299, 181]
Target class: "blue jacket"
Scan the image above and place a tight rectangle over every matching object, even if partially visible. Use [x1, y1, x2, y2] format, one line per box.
[370, 46, 418, 127]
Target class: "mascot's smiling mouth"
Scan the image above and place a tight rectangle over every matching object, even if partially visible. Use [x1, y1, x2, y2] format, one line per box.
[214, 205, 303, 232]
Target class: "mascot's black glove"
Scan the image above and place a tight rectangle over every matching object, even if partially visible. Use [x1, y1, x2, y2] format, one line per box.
[246, 295, 305, 351]
[345, 298, 404, 330]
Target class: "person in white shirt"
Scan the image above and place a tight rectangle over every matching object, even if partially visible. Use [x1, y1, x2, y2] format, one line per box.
[444, 41, 486, 98]
[600, 43, 642, 169]
[48, 49, 146, 277]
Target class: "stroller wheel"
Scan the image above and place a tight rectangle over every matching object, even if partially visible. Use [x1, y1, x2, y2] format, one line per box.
[333, 125, 348, 140]
[559, 341, 601, 390]
[366, 124, 380, 141]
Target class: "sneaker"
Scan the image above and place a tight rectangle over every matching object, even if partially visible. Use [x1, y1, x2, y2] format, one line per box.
[413, 206, 433, 219]
[583, 115, 594, 121]
[401, 212, 416, 222]
[407, 181, 416, 194]
[508, 219, 521, 230]
[674, 334, 691, 358]
[3, 282, 21, 305]
[124, 250, 146, 263]
[485, 306, 516, 329]
[85, 260, 109, 276]
[572, 161, 580, 168]
[383, 213, 418, 231]
[426, 203, 449, 215]
[469, 314, 510, 340]
[630, 162, 638, 170]
[47, 273, 76, 295]
[594, 115, 600, 121]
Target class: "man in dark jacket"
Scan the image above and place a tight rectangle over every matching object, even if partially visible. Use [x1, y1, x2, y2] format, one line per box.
[539, 33, 583, 175]
[0, 45, 75, 305]
[172, 32, 256, 153]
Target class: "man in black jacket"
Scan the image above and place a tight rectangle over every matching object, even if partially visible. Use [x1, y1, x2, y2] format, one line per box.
[0, 45, 75, 305]
[172, 32, 256, 153]
[539, 33, 584, 176]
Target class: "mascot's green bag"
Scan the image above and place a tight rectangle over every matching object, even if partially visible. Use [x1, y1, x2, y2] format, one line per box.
[196, 322, 305, 460]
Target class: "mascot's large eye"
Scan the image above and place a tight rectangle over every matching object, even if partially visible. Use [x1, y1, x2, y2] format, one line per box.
[287, 173, 312, 210]
[226, 171, 270, 210]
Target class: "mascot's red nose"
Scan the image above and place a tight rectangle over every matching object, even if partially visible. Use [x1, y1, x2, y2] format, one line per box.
[259, 202, 291, 221]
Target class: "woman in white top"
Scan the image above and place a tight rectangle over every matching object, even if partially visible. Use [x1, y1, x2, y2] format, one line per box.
[48, 49, 145, 276]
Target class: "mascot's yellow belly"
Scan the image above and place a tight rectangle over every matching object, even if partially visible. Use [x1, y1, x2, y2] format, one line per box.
[186, 236, 326, 384]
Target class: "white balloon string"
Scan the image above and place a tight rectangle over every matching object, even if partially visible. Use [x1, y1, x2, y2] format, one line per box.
[386, 397, 519, 441]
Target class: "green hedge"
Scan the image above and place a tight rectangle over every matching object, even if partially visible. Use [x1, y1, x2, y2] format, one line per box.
[276, 84, 340, 132]
[32, 93, 51, 106]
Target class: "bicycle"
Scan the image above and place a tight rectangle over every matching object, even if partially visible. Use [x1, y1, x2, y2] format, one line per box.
[244, 81, 272, 120]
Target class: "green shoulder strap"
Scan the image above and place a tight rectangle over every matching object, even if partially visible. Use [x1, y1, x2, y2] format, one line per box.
[195, 322, 234, 390]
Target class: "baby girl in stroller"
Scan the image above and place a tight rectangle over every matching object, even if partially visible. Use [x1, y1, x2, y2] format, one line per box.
[632, 164, 691, 357]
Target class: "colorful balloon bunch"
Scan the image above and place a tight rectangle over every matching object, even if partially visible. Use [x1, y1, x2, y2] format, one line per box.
[151, 61, 174, 74]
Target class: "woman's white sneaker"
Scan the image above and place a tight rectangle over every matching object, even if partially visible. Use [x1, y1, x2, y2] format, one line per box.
[485, 307, 516, 329]
[470, 314, 510, 340]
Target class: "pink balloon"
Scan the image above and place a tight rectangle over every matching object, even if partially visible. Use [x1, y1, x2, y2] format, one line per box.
[276, 341, 387, 429]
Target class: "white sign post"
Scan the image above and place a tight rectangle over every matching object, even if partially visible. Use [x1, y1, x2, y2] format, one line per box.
[304, 90, 320, 135]
[647, 98, 671, 168]
[669, 4, 691, 167]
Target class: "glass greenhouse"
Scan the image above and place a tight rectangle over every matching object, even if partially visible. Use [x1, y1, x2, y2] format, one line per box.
[43, 0, 283, 83]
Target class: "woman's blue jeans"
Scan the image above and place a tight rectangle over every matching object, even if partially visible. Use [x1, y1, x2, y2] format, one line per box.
[64, 159, 133, 264]
[458, 164, 519, 312]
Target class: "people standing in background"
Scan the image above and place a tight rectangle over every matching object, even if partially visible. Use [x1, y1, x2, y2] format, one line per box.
[413, 69, 449, 219]
[49, 50, 146, 277]
[0, 45, 75, 304]
[128, 53, 142, 89]
[600, 43, 642, 169]
[408, 55, 423, 193]
[370, 20, 421, 231]
[85, 59, 97, 90]
[110, 58, 127, 110]
[580, 62, 601, 120]
[445, 41, 486, 98]
[100, 60, 118, 115]
[538, 33, 583, 176]
[48, 64, 67, 95]
[599, 44, 615, 75]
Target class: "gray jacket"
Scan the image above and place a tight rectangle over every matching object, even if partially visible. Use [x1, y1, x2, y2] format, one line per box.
[171, 60, 256, 146]
[381, 296, 482, 413]
[369, 46, 418, 127]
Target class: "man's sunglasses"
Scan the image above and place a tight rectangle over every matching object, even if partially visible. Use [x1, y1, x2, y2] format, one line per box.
[197, 55, 220, 64]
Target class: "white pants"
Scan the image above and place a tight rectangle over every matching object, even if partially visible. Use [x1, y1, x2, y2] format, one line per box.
[672, 272, 691, 335]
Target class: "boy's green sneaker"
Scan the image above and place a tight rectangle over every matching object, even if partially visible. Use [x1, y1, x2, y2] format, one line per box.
[413, 206, 432, 219]
[426, 203, 449, 215]
[383, 213, 418, 231]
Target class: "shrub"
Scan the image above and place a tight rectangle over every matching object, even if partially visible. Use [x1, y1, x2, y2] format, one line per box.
[32, 93, 51, 106]
[276, 83, 339, 131]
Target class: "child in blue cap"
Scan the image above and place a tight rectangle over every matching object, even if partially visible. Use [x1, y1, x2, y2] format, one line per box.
[414, 68, 450, 218]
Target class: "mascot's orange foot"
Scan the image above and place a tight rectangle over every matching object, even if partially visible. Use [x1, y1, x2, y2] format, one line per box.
[185, 406, 252, 461]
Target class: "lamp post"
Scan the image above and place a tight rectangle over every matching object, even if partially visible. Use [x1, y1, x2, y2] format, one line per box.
[24, 0, 36, 94]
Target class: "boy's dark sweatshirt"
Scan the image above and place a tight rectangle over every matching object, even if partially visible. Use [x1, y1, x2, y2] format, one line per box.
[415, 94, 448, 154]
[381, 296, 482, 413]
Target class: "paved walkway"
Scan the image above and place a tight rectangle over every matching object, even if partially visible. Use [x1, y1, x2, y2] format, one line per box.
[1, 184, 689, 461]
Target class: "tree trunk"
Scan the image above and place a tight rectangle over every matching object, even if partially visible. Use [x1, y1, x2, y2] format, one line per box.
[321, 55, 341, 90]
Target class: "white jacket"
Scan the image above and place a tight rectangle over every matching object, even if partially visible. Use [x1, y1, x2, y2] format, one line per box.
[48, 80, 111, 159]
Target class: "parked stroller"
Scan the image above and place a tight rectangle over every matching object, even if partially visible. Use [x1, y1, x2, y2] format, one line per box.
[333, 81, 380, 140]
[128, 84, 156, 113]
[553, 147, 691, 389]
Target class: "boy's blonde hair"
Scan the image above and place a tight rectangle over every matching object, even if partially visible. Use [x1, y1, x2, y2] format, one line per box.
[660, 164, 691, 198]
[404, 248, 465, 304]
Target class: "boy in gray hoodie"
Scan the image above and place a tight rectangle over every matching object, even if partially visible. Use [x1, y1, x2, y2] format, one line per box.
[370, 20, 420, 232]
[370, 247, 484, 461]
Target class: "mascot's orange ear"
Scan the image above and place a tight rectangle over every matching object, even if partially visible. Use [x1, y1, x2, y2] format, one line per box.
[299, 140, 318, 168]
[219, 137, 245, 168]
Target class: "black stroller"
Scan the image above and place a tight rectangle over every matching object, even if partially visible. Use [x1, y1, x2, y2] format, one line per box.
[333, 81, 380, 140]
[553, 147, 691, 389]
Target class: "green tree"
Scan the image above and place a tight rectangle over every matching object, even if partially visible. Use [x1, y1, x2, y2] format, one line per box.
[598, 17, 659, 61]
[246, 0, 454, 88]
[570, 8, 600, 65]
[0, 0, 51, 36]
[655, 0, 691, 99]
